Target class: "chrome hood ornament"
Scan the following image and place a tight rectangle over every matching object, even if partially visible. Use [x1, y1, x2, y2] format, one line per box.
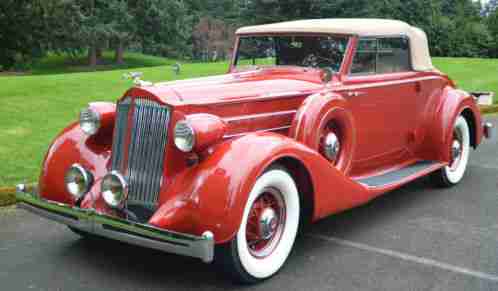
[123, 72, 153, 87]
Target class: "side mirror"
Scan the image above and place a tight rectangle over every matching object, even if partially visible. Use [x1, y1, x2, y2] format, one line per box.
[321, 68, 334, 84]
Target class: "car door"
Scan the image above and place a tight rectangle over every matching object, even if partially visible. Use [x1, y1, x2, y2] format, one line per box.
[342, 36, 420, 176]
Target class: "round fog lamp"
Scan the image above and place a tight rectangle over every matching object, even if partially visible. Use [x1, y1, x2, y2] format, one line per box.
[101, 171, 128, 208]
[65, 164, 93, 199]
[80, 107, 101, 135]
[174, 120, 195, 152]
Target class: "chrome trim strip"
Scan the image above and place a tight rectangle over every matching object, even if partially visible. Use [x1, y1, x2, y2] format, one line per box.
[186, 90, 314, 106]
[16, 188, 214, 263]
[156, 71, 260, 88]
[223, 110, 297, 123]
[111, 97, 132, 172]
[224, 125, 291, 139]
[262, 91, 303, 98]
[339, 76, 441, 92]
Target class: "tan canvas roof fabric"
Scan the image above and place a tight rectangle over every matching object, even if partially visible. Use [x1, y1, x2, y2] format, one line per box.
[236, 19, 434, 71]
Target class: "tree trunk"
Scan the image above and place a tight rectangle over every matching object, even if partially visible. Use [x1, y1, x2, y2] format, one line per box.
[88, 46, 97, 67]
[96, 47, 103, 60]
[115, 39, 125, 64]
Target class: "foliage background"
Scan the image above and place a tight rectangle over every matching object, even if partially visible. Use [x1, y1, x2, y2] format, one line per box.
[1, 0, 498, 70]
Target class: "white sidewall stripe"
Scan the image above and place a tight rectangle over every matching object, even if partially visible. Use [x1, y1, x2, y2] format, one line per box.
[237, 169, 300, 279]
[444, 116, 470, 184]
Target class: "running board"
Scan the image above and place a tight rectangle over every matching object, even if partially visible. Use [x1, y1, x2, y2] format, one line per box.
[356, 161, 442, 188]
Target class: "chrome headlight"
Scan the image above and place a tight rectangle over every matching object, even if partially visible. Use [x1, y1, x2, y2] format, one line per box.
[174, 120, 195, 152]
[80, 106, 101, 135]
[101, 171, 128, 208]
[65, 164, 93, 199]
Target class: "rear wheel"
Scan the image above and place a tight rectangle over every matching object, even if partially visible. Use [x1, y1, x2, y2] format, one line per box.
[216, 167, 300, 284]
[431, 115, 470, 187]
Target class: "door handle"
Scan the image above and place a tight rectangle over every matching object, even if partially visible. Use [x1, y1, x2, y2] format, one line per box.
[415, 81, 422, 93]
[347, 91, 367, 97]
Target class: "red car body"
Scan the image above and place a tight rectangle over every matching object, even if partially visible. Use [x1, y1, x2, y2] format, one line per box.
[38, 39, 483, 243]
[17, 19, 491, 282]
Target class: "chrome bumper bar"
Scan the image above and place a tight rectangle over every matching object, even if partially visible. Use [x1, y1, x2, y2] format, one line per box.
[15, 185, 214, 263]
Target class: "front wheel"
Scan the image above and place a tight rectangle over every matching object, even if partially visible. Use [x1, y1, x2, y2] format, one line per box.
[216, 167, 300, 284]
[431, 115, 471, 187]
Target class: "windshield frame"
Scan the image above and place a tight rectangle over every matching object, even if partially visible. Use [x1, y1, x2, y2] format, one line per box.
[230, 33, 352, 74]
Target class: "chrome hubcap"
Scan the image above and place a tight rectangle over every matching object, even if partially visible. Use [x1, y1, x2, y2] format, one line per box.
[324, 132, 340, 161]
[246, 188, 286, 258]
[451, 140, 462, 161]
[450, 128, 464, 170]
[259, 208, 278, 240]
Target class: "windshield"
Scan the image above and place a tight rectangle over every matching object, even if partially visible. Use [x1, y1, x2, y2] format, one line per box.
[235, 35, 349, 72]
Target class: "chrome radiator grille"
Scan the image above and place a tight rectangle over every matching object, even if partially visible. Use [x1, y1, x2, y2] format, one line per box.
[111, 97, 170, 209]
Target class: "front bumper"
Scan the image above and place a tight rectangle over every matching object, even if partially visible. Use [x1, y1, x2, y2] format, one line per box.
[15, 185, 214, 263]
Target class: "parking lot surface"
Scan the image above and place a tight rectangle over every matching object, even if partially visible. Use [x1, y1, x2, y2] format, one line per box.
[1, 116, 497, 291]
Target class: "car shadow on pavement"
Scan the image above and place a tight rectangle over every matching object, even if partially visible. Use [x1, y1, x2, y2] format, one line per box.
[309, 166, 484, 239]
[57, 173, 464, 288]
[64, 237, 235, 288]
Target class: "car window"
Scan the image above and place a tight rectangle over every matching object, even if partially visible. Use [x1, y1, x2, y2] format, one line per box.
[350, 39, 377, 75]
[377, 38, 411, 73]
[351, 37, 411, 75]
[235, 35, 349, 72]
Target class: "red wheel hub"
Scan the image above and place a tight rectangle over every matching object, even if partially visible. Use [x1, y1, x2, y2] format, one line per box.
[245, 187, 286, 258]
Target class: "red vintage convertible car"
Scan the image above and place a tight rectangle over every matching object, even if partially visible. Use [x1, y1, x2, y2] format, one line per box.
[16, 19, 493, 283]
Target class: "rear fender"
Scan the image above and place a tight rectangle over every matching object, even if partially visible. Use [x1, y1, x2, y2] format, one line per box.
[150, 132, 368, 244]
[420, 87, 482, 162]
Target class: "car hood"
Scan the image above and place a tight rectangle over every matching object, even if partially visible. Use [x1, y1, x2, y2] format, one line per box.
[137, 67, 324, 105]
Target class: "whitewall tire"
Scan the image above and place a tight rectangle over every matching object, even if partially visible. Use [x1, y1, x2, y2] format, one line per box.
[431, 116, 471, 187]
[216, 166, 300, 283]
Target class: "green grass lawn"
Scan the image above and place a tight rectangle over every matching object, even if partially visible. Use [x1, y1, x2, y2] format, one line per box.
[0, 53, 228, 188]
[0, 54, 497, 188]
[433, 57, 498, 103]
[29, 51, 175, 75]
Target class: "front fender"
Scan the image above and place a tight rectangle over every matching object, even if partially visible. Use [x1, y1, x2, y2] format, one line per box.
[150, 132, 368, 244]
[38, 123, 112, 211]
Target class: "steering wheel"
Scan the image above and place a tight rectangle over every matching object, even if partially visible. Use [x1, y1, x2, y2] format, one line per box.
[302, 53, 336, 68]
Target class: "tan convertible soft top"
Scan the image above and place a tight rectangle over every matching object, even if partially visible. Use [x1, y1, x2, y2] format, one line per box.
[236, 19, 434, 72]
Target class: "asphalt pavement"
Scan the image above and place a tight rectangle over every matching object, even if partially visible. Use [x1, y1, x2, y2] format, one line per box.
[1, 116, 498, 291]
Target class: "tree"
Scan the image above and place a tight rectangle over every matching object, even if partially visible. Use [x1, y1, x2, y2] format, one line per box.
[2, 0, 496, 69]
[0, 0, 44, 70]
[100, 0, 135, 64]
[37, 0, 86, 58]
[131, 0, 191, 58]
[487, 9, 498, 57]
